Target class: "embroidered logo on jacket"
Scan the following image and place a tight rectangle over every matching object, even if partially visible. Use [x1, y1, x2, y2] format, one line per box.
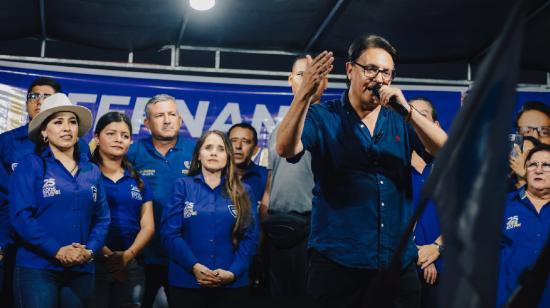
[184, 201, 197, 218]
[139, 169, 156, 176]
[42, 178, 61, 198]
[506, 215, 522, 230]
[91, 186, 97, 203]
[183, 161, 191, 174]
[130, 185, 142, 201]
[228, 204, 237, 218]
[11, 163, 18, 172]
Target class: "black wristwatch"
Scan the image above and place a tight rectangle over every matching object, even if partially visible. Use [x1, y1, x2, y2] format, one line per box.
[433, 242, 444, 254]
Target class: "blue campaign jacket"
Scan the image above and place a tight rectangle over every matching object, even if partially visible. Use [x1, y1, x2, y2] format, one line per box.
[127, 135, 195, 265]
[0, 162, 9, 261]
[9, 148, 110, 273]
[412, 164, 442, 272]
[0, 124, 91, 252]
[161, 174, 259, 288]
[497, 188, 550, 308]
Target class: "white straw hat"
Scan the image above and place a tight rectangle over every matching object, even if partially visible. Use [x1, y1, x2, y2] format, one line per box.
[28, 93, 93, 143]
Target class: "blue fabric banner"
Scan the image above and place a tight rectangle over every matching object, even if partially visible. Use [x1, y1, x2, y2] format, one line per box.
[0, 61, 548, 165]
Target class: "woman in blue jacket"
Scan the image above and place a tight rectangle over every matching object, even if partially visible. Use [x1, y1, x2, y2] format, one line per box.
[89, 112, 155, 307]
[9, 93, 110, 308]
[497, 144, 550, 308]
[161, 130, 259, 307]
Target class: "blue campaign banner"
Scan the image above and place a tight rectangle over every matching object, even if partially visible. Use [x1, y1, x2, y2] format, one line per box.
[1, 61, 548, 160]
[1, 63, 339, 141]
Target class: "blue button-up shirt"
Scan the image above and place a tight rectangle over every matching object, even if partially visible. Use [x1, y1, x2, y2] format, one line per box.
[9, 148, 110, 273]
[0, 124, 91, 262]
[161, 174, 259, 288]
[241, 161, 267, 207]
[497, 188, 550, 308]
[300, 91, 424, 269]
[412, 164, 442, 272]
[127, 135, 195, 265]
[102, 170, 153, 251]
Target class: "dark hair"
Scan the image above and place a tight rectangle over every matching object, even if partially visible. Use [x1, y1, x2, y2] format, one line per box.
[291, 55, 307, 71]
[34, 112, 80, 162]
[27, 77, 62, 95]
[514, 101, 550, 129]
[525, 143, 550, 164]
[227, 123, 258, 147]
[409, 97, 438, 122]
[348, 34, 397, 65]
[188, 130, 253, 247]
[91, 112, 144, 190]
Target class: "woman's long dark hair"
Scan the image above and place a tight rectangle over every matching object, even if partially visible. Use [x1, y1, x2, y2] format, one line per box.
[35, 112, 81, 162]
[188, 130, 253, 247]
[90, 111, 144, 190]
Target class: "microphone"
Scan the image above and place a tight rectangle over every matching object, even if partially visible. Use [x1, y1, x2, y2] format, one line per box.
[371, 84, 409, 117]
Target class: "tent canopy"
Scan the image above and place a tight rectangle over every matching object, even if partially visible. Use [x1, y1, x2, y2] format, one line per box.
[1, 0, 548, 83]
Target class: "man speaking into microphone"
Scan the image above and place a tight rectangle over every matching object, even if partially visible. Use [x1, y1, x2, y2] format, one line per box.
[276, 34, 447, 308]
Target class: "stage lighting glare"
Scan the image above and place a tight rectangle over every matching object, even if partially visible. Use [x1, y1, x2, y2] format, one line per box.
[190, 0, 215, 11]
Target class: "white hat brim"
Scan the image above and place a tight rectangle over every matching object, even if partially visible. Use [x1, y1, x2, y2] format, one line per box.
[28, 105, 93, 143]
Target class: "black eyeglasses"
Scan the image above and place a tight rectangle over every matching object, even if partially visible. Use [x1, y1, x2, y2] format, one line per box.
[27, 92, 52, 101]
[526, 161, 550, 172]
[518, 126, 550, 137]
[352, 62, 395, 81]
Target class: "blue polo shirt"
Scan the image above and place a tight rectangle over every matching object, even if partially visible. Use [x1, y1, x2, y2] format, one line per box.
[102, 170, 153, 252]
[127, 135, 195, 265]
[241, 161, 267, 207]
[497, 188, 550, 308]
[411, 164, 442, 272]
[0, 124, 91, 252]
[300, 91, 425, 269]
[8, 148, 110, 273]
[161, 174, 259, 288]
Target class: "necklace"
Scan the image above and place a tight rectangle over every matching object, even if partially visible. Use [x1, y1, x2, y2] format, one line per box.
[69, 163, 78, 175]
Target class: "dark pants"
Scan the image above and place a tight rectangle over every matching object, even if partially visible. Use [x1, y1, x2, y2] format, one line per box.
[168, 286, 248, 308]
[0, 245, 16, 308]
[142, 264, 169, 308]
[306, 250, 420, 308]
[13, 267, 94, 308]
[418, 272, 440, 308]
[90, 259, 145, 308]
[266, 237, 308, 299]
